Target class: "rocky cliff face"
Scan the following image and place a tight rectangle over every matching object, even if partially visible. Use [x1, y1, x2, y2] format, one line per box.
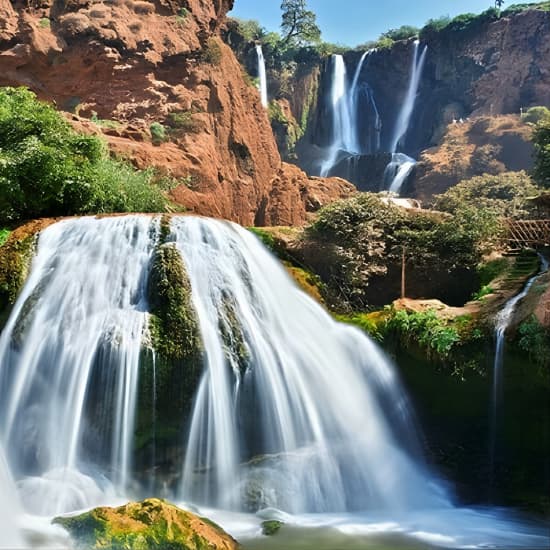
[282, 7, 550, 194]
[0, 0, 353, 225]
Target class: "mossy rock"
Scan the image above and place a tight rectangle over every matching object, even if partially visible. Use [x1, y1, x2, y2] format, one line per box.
[53, 498, 239, 550]
[261, 520, 283, 536]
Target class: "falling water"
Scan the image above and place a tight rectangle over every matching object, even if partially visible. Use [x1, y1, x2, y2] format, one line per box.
[0, 216, 549, 548]
[255, 44, 268, 108]
[0, 444, 24, 547]
[489, 254, 549, 478]
[0, 216, 158, 515]
[174, 216, 447, 513]
[390, 40, 427, 154]
[385, 40, 427, 194]
[320, 53, 373, 177]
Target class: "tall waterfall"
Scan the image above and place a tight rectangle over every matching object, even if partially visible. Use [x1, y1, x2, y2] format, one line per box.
[489, 254, 549, 476]
[0, 444, 23, 547]
[0, 215, 447, 516]
[256, 45, 268, 108]
[386, 40, 428, 195]
[320, 52, 372, 177]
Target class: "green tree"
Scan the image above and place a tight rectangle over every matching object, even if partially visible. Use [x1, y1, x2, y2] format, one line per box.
[533, 120, 550, 188]
[495, 0, 504, 8]
[280, 0, 321, 46]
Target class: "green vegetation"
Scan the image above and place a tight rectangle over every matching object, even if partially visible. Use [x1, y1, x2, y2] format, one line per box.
[380, 25, 419, 41]
[149, 121, 168, 145]
[0, 229, 9, 247]
[477, 257, 509, 286]
[280, 0, 321, 47]
[202, 38, 223, 65]
[308, 193, 501, 308]
[175, 7, 188, 25]
[167, 111, 199, 133]
[472, 284, 494, 301]
[521, 106, 550, 125]
[53, 498, 237, 550]
[532, 119, 550, 188]
[0, 87, 167, 224]
[38, 17, 50, 28]
[433, 171, 540, 219]
[517, 315, 550, 376]
[261, 520, 283, 536]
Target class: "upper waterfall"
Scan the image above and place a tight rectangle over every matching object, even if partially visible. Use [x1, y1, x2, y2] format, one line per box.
[256, 44, 268, 108]
[0, 215, 448, 516]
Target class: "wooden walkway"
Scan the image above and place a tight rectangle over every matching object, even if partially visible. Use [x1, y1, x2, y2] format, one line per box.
[505, 219, 550, 251]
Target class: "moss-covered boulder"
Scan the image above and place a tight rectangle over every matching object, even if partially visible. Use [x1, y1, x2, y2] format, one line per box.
[53, 498, 239, 550]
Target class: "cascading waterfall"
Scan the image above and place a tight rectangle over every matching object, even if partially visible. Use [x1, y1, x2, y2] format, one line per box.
[0, 444, 24, 547]
[386, 40, 428, 194]
[489, 254, 549, 477]
[175, 216, 446, 513]
[0, 215, 549, 549]
[320, 52, 373, 177]
[0, 216, 158, 515]
[255, 44, 268, 108]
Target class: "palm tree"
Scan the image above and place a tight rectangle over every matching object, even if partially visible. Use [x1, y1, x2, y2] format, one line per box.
[495, 0, 504, 8]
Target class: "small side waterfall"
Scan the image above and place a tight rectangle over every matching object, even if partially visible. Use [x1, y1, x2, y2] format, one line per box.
[385, 40, 428, 194]
[256, 44, 268, 108]
[489, 254, 549, 479]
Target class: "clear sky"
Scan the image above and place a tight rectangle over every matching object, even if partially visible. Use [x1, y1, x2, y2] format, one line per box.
[228, 0, 540, 47]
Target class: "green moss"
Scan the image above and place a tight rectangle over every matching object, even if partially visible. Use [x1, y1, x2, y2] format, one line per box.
[0, 231, 36, 327]
[261, 520, 283, 536]
[218, 295, 250, 375]
[53, 499, 237, 550]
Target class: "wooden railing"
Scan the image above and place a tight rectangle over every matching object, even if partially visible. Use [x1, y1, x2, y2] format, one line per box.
[504, 219, 550, 250]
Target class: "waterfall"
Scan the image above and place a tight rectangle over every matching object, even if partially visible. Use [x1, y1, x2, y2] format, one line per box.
[489, 254, 549, 478]
[390, 40, 427, 154]
[0, 215, 448, 517]
[320, 52, 372, 177]
[385, 40, 428, 195]
[0, 444, 24, 547]
[255, 45, 268, 108]
[0, 216, 158, 515]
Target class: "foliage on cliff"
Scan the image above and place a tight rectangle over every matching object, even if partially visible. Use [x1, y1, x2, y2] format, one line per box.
[533, 119, 550, 188]
[53, 498, 238, 550]
[306, 193, 500, 308]
[0, 87, 167, 224]
[433, 171, 541, 218]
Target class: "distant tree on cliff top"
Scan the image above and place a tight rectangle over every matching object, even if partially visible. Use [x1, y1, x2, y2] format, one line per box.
[495, 0, 504, 8]
[280, 0, 321, 46]
[533, 121, 550, 188]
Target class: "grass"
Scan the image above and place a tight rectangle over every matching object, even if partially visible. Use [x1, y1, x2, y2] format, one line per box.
[0, 229, 10, 247]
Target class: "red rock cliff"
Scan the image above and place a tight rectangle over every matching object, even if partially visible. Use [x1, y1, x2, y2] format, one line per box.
[0, 0, 353, 225]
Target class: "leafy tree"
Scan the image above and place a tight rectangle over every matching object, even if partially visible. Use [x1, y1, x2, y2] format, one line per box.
[433, 171, 540, 218]
[0, 87, 167, 223]
[533, 120, 550, 188]
[522, 106, 550, 125]
[280, 0, 321, 46]
[381, 25, 419, 41]
[495, 0, 505, 8]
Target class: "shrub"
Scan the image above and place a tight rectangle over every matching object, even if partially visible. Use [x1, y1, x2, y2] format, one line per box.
[59, 13, 90, 35]
[518, 316, 550, 374]
[149, 122, 168, 145]
[202, 38, 223, 65]
[533, 120, 550, 188]
[0, 87, 167, 223]
[381, 25, 419, 41]
[38, 17, 50, 28]
[433, 171, 540, 219]
[0, 229, 10, 247]
[166, 111, 198, 133]
[175, 7, 189, 25]
[522, 106, 550, 125]
[234, 18, 264, 42]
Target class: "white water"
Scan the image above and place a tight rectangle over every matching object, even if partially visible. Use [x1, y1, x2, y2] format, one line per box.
[0, 216, 158, 515]
[390, 40, 427, 154]
[320, 52, 372, 177]
[385, 40, 427, 194]
[489, 254, 549, 476]
[384, 153, 417, 194]
[256, 45, 268, 108]
[0, 445, 24, 547]
[0, 215, 548, 549]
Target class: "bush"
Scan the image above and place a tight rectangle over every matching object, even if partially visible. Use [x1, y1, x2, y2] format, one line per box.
[0, 87, 167, 223]
[522, 106, 550, 125]
[381, 25, 419, 41]
[39, 17, 50, 28]
[433, 171, 540, 218]
[234, 18, 264, 42]
[202, 38, 223, 65]
[149, 122, 168, 145]
[166, 111, 198, 133]
[518, 316, 550, 374]
[132, 1, 154, 14]
[533, 120, 550, 188]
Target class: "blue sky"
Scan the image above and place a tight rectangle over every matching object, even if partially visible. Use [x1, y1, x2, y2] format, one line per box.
[229, 0, 540, 46]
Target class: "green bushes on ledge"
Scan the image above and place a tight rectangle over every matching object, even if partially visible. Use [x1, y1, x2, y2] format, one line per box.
[0, 87, 167, 224]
